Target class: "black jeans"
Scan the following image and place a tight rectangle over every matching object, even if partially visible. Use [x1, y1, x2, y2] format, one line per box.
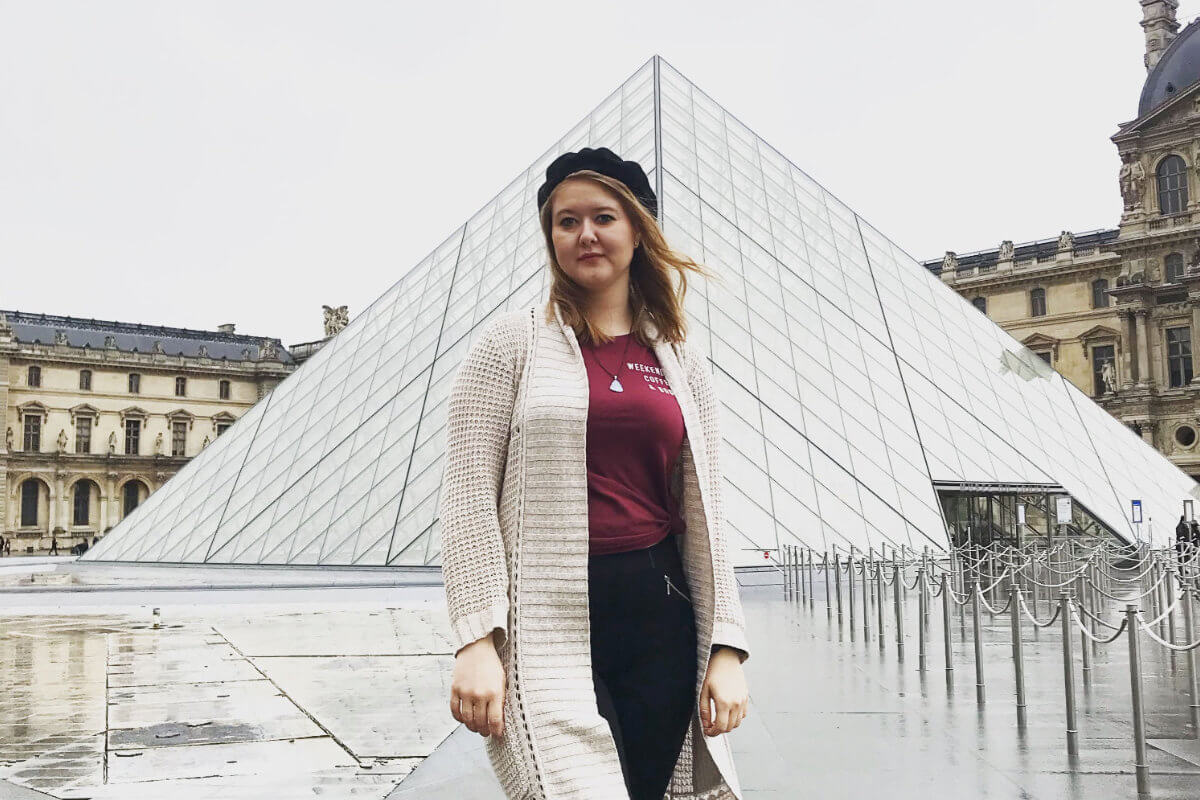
[589, 533, 698, 800]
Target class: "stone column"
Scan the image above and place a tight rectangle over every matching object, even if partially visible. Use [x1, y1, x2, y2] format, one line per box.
[103, 473, 116, 533]
[1135, 309, 1152, 387]
[1140, 423, 1156, 447]
[1190, 303, 1200, 384]
[1120, 311, 1136, 389]
[47, 475, 60, 537]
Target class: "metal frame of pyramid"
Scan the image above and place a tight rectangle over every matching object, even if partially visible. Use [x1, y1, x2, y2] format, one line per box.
[83, 56, 1200, 568]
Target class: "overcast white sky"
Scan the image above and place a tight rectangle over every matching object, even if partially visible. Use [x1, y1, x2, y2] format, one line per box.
[0, 1, 1179, 345]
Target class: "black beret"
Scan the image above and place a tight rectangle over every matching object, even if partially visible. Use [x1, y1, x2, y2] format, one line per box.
[536, 146, 658, 218]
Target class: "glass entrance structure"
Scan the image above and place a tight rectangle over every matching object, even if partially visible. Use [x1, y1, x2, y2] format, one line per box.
[938, 484, 1121, 549]
[83, 56, 1200, 569]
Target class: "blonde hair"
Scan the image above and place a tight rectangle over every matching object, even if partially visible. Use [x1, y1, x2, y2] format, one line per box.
[538, 170, 720, 348]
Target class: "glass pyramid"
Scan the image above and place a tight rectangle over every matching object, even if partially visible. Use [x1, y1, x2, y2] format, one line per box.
[83, 56, 1200, 568]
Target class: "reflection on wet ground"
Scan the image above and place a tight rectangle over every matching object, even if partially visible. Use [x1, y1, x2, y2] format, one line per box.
[0, 564, 1197, 798]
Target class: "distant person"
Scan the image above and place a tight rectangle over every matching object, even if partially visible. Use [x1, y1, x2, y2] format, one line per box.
[3, 537, 10, 556]
[91, 536, 98, 547]
[0, 535, 6, 556]
[48, 537, 58, 556]
[1177, 516, 1190, 562]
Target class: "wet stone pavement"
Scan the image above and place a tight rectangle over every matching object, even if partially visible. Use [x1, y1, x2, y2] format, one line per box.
[0, 565, 1197, 798]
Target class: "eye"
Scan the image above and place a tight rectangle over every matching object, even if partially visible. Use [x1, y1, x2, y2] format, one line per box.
[558, 216, 576, 228]
[596, 213, 615, 223]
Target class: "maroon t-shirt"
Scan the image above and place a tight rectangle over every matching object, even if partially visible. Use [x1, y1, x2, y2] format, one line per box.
[582, 332, 686, 555]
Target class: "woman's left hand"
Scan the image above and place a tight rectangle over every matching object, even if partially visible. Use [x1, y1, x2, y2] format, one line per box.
[699, 647, 748, 736]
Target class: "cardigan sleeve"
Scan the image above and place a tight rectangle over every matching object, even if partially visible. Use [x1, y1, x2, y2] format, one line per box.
[438, 315, 521, 656]
[684, 340, 751, 665]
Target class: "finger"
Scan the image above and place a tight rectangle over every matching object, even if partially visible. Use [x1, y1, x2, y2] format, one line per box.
[699, 684, 712, 727]
[450, 692, 461, 724]
[468, 698, 484, 733]
[713, 699, 731, 735]
[488, 699, 504, 738]
[472, 699, 488, 735]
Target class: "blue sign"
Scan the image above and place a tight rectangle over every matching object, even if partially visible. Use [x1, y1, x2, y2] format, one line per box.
[1131, 500, 1143, 524]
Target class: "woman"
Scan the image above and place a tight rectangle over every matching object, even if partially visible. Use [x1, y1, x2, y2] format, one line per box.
[440, 146, 750, 800]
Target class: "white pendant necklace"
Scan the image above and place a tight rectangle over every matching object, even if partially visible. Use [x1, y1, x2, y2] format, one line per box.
[587, 331, 635, 393]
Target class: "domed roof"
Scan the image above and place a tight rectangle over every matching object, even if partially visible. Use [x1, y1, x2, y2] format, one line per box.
[1140, 19, 1200, 117]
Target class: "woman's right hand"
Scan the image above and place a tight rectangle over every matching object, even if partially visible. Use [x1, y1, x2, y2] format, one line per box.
[450, 631, 506, 738]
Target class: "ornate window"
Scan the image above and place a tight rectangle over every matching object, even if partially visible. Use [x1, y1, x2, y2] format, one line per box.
[171, 420, 187, 457]
[1157, 155, 1189, 215]
[128, 373, 141, 394]
[79, 369, 92, 391]
[124, 419, 141, 455]
[20, 479, 39, 527]
[122, 481, 143, 516]
[73, 481, 92, 526]
[22, 414, 41, 452]
[971, 297, 987, 314]
[175, 376, 187, 397]
[1030, 287, 1047, 317]
[216, 422, 232, 437]
[76, 416, 91, 454]
[1034, 351, 1052, 366]
[1091, 279, 1110, 308]
[1166, 253, 1186, 283]
[1167, 326, 1194, 387]
[27, 366, 41, 388]
[219, 379, 231, 400]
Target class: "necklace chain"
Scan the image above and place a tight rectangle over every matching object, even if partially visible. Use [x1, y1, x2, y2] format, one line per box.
[585, 331, 635, 393]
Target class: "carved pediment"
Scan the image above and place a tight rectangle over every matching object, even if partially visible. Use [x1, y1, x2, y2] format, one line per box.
[69, 403, 100, 419]
[212, 411, 236, 424]
[119, 406, 150, 422]
[1078, 324, 1121, 343]
[166, 409, 196, 430]
[16, 400, 48, 418]
[1020, 333, 1060, 349]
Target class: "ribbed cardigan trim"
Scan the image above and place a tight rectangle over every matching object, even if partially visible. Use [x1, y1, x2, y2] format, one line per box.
[439, 299, 749, 799]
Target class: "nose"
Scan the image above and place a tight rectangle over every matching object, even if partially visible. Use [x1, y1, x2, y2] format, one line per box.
[578, 219, 598, 244]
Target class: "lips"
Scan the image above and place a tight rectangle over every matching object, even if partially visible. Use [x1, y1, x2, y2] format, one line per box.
[579, 253, 602, 261]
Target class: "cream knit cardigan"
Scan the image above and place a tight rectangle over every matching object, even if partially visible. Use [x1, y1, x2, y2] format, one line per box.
[438, 298, 750, 800]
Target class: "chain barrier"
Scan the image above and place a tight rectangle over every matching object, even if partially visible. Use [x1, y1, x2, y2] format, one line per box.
[778, 538, 1200, 795]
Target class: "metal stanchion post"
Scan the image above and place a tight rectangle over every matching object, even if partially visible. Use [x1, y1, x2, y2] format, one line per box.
[1181, 584, 1200, 737]
[798, 544, 805, 606]
[862, 554, 871, 641]
[1126, 604, 1151, 796]
[1060, 591, 1079, 757]
[917, 567, 928, 673]
[1166, 565, 1177, 646]
[849, 551, 857, 640]
[784, 545, 792, 600]
[876, 556, 886, 651]
[972, 580, 985, 705]
[824, 552, 831, 619]
[1090, 559, 1101, 659]
[807, 548, 815, 608]
[1011, 585, 1027, 729]
[942, 573, 954, 686]
[894, 562, 905, 662]
[834, 550, 843, 623]
[923, 546, 932, 621]
[1076, 573, 1091, 675]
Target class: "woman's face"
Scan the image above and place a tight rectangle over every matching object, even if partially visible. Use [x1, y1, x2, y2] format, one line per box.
[549, 178, 640, 294]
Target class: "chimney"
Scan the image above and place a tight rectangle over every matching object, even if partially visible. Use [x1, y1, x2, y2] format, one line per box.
[1142, 0, 1181, 71]
[217, 323, 236, 334]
